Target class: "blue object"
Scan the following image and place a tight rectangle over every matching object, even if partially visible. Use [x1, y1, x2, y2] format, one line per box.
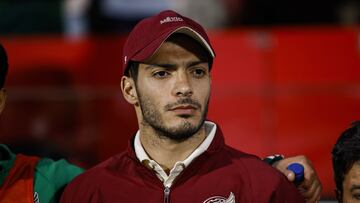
[287, 163, 304, 186]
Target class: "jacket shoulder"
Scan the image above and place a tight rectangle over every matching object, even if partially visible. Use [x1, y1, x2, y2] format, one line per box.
[219, 146, 305, 202]
[222, 146, 286, 180]
[60, 152, 129, 202]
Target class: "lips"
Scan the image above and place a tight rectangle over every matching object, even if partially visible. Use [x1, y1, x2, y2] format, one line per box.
[171, 105, 196, 110]
[170, 105, 197, 114]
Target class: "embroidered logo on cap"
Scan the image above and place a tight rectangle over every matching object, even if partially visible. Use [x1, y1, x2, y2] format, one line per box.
[203, 192, 235, 203]
[160, 16, 183, 24]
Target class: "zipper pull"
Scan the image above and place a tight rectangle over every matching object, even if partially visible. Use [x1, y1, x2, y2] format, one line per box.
[163, 186, 170, 203]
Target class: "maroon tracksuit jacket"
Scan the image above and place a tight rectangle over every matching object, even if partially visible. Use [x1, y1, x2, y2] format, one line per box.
[61, 126, 305, 203]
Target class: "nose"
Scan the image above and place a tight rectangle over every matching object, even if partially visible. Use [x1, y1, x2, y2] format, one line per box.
[172, 71, 193, 97]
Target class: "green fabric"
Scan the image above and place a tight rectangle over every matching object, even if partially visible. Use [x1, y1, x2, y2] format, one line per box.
[34, 158, 84, 203]
[0, 144, 84, 203]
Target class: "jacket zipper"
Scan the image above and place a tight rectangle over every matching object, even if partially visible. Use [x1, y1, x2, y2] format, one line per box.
[163, 186, 170, 203]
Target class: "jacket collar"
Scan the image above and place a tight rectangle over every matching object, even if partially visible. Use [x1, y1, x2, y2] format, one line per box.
[126, 121, 225, 160]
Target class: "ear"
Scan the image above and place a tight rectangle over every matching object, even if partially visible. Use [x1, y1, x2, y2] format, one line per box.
[121, 76, 138, 105]
[0, 88, 7, 114]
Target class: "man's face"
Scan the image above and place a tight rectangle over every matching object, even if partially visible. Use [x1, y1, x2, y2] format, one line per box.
[135, 35, 211, 141]
[343, 162, 360, 203]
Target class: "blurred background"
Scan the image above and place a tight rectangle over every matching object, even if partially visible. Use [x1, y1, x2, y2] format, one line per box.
[0, 0, 359, 200]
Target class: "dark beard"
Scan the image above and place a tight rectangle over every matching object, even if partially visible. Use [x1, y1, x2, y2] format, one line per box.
[137, 90, 209, 142]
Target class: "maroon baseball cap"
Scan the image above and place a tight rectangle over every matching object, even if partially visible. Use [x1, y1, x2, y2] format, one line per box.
[122, 10, 215, 75]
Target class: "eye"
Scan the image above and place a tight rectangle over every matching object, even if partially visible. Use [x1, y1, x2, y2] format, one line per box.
[153, 71, 170, 78]
[191, 68, 206, 78]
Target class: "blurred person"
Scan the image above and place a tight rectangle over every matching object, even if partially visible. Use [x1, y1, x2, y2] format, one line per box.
[63, 0, 91, 39]
[0, 43, 84, 203]
[63, 0, 170, 35]
[61, 10, 321, 203]
[338, 0, 360, 26]
[169, 0, 228, 29]
[63, 0, 239, 37]
[332, 121, 360, 202]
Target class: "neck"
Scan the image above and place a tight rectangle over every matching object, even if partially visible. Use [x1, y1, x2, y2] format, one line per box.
[139, 123, 207, 173]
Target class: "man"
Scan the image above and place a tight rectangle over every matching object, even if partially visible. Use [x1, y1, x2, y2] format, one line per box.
[0, 43, 84, 203]
[332, 121, 360, 202]
[61, 10, 321, 202]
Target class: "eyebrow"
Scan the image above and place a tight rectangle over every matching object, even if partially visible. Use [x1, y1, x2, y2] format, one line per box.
[143, 61, 208, 70]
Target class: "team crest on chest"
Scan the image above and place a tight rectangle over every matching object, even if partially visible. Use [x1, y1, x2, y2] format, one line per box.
[203, 192, 235, 203]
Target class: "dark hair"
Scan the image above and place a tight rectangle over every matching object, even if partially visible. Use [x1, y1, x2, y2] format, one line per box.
[124, 61, 140, 82]
[332, 121, 360, 202]
[0, 44, 9, 89]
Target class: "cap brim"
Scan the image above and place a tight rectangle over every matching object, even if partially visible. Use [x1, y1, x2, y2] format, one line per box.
[173, 27, 215, 58]
[131, 26, 215, 62]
